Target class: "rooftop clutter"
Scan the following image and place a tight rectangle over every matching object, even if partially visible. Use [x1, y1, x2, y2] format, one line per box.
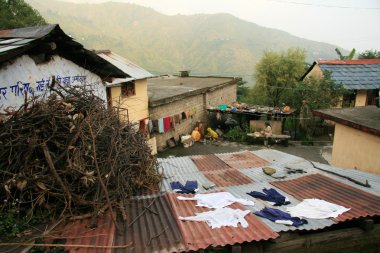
[0, 87, 161, 238]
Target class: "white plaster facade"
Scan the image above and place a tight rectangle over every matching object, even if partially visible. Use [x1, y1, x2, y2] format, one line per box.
[0, 55, 106, 109]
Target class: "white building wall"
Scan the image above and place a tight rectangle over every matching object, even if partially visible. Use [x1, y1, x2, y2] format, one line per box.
[0, 55, 106, 109]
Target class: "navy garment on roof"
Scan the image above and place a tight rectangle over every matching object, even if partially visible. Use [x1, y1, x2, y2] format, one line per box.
[247, 188, 290, 206]
[170, 180, 198, 194]
[254, 207, 308, 227]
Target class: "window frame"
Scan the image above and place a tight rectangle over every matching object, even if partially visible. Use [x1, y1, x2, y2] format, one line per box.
[121, 81, 136, 97]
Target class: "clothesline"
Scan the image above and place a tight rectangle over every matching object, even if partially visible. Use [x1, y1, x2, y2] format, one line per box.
[149, 109, 196, 134]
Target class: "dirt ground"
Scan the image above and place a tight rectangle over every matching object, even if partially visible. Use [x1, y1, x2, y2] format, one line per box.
[158, 139, 332, 164]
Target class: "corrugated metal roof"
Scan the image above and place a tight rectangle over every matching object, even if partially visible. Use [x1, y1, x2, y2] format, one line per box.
[96, 50, 153, 84]
[50, 211, 116, 253]
[115, 195, 186, 253]
[159, 150, 380, 233]
[202, 168, 254, 187]
[222, 183, 337, 232]
[253, 149, 305, 166]
[190, 154, 231, 171]
[49, 195, 185, 253]
[0, 25, 127, 79]
[9, 150, 377, 253]
[271, 173, 380, 222]
[167, 192, 279, 252]
[217, 150, 270, 169]
[158, 156, 201, 176]
[0, 24, 57, 38]
[157, 156, 215, 194]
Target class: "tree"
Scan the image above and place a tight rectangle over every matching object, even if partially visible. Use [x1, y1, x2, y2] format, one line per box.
[255, 48, 307, 106]
[0, 0, 46, 29]
[292, 72, 347, 110]
[358, 49, 380, 59]
[236, 78, 249, 101]
[292, 73, 347, 140]
[335, 48, 356, 60]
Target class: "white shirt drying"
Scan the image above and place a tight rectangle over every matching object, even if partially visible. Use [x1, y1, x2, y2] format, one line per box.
[286, 198, 350, 219]
[179, 207, 251, 229]
[177, 192, 255, 209]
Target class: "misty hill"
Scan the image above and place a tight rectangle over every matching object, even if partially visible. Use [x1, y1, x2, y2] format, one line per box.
[27, 0, 340, 81]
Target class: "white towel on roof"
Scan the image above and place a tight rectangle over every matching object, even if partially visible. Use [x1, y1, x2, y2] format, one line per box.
[179, 207, 251, 229]
[177, 192, 254, 209]
[286, 199, 350, 219]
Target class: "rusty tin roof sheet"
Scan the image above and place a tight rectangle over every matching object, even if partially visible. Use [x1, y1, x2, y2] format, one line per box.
[202, 168, 254, 187]
[190, 154, 231, 171]
[271, 173, 380, 222]
[217, 151, 270, 169]
[50, 195, 185, 253]
[167, 192, 279, 251]
[50, 212, 116, 253]
[115, 195, 185, 253]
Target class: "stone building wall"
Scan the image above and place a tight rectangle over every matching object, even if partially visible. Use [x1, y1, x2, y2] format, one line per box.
[150, 83, 237, 150]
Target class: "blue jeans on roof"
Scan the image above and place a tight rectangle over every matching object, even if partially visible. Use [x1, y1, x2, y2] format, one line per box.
[170, 180, 198, 194]
[247, 188, 290, 206]
[254, 207, 307, 227]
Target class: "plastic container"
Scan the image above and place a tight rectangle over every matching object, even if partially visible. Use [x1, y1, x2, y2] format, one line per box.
[219, 104, 227, 110]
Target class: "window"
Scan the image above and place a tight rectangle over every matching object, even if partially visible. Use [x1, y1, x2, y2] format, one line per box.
[121, 81, 135, 97]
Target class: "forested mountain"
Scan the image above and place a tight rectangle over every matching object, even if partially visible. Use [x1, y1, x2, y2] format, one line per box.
[27, 0, 341, 81]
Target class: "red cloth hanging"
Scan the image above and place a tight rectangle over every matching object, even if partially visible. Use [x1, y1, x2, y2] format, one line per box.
[163, 117, 171, 132]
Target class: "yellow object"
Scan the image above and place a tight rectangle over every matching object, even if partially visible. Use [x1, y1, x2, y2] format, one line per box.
[207, 127, 218, 140]
[283, 106, 290, 112]
[262, 167, 276, 176]
[191, 127, 201, 142]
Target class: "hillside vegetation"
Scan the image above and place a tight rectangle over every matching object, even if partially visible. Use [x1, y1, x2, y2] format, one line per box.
[27, 0, 340, 82]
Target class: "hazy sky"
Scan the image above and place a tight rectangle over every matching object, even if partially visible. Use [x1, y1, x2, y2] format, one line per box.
[66, 0, 380, 52]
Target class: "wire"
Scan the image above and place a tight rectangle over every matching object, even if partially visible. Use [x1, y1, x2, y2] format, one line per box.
[265, 0, 380, 10]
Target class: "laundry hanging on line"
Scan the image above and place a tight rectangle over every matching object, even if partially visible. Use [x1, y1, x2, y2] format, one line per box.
[158, 118, 164, 133]
[286, 198, 350, 219]
[179, 207, 251, 229]
[254, 207, 307, 227]
[170, 181, 198, 194]
[163, 117, 171, 132]
[181, 112, 187, 120]
[177, 192, 254, 209]
[247, 188, 290, 206]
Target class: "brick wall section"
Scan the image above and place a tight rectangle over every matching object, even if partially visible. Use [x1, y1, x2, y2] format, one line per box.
[150, 83, 237, 149]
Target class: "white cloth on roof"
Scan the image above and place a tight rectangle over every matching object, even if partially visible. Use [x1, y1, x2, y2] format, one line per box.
[179, 207, 251, 229]
[286, 199, 350, 219]
[177, 192, 254, 209]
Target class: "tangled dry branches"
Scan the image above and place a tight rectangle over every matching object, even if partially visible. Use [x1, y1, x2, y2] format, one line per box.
[0, 87, 161, 223]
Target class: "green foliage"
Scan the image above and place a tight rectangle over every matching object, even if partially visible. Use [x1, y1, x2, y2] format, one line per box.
[0, 0, 46, 29]
[255, 48, 308, 106]
[335, 48, 356, 60]
[291, 72, 347, 110]
[224, 126, 248, 142]
[0, 204, 47, 240]
[358, 49, 380, 59]
[241, 84, 268, 105]
[26, 0, 339, 77]
[237, 79, 249, 101]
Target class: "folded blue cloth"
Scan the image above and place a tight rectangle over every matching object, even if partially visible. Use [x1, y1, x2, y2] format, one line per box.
[170, 180, 198, 194]
[247, 188, 290, 206]
[254, 207, 307, 227]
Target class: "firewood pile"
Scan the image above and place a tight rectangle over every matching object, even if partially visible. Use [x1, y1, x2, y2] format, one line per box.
[0, 87, 161, 222]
